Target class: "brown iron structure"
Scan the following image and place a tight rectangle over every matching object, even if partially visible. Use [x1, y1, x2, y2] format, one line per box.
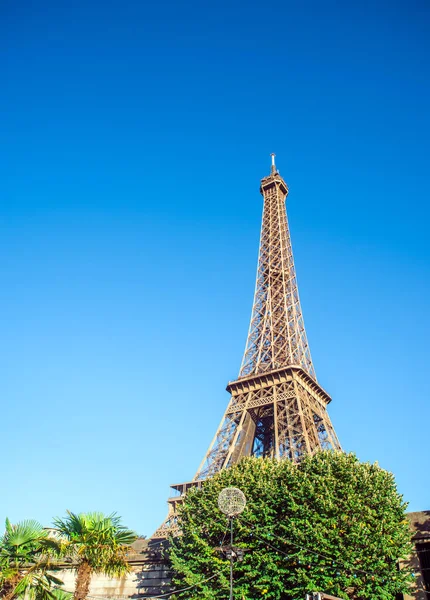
[152, 155, 341, 538]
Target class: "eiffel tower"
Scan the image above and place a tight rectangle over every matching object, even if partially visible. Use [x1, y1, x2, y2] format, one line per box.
[152, 155, 341, 538]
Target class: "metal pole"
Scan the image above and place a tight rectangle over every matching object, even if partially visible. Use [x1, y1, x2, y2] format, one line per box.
[229, 517, 234, 600]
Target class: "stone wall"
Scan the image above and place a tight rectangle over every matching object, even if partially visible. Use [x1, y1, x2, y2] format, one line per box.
[402, 511, 430, 600]
[58, 540, 173, 599]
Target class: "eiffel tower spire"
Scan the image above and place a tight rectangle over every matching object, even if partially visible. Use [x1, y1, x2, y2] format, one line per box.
[152, 157, 341, 538]
[239, 155, 316, 380]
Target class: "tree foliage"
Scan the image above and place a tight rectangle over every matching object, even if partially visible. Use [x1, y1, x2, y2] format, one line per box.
[168, 452, 413, 600]
[53, 512, 137, 600]
[0, 519, 65, 600]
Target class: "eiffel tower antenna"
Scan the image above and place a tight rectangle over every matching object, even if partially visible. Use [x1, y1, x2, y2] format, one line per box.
[152, 156, 341, 538]
[271, 152, 276, 173]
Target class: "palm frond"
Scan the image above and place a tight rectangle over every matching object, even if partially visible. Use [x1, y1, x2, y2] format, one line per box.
[50, 588, 73, 600]
[52, 511, 137, 579]
[3, 520, 46, 547]
[5, 517, 13, 535]
[12, 569, 64, 600]
[53, 511, 84, 538]
[0, 518, 69, 600]
[114, 530, 138, 545]
[43, 573, 64, 587]
[39, 536, 65, 558]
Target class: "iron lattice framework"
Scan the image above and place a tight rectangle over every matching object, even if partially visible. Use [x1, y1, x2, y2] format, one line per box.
[239, 165, 315, 380]
[152, 157, 341, 539]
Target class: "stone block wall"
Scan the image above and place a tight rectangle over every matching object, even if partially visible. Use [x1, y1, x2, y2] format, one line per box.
[402, 511, 430, 600]
[57, 541, 173, 599]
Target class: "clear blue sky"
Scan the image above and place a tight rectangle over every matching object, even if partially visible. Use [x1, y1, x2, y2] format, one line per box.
[1, 0, 429, 536]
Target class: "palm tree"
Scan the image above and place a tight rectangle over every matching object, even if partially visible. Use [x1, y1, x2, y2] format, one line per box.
[0, 518, 64, 600]
[53, 512, 137, 600]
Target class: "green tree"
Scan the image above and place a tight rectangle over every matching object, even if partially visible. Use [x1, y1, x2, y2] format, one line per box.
[0, 518, 64, 600]
[168, 452, 413, 600]
[53, 512, 137, 600]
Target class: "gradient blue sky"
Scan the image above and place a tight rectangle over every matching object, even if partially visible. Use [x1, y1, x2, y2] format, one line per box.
[1, 0, 429, 536]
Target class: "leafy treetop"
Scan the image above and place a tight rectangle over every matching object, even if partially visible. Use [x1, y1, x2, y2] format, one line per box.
[168, 452, 413, 600]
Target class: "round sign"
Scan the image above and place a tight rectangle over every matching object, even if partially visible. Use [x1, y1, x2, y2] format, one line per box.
[218, 487, 247, 517]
